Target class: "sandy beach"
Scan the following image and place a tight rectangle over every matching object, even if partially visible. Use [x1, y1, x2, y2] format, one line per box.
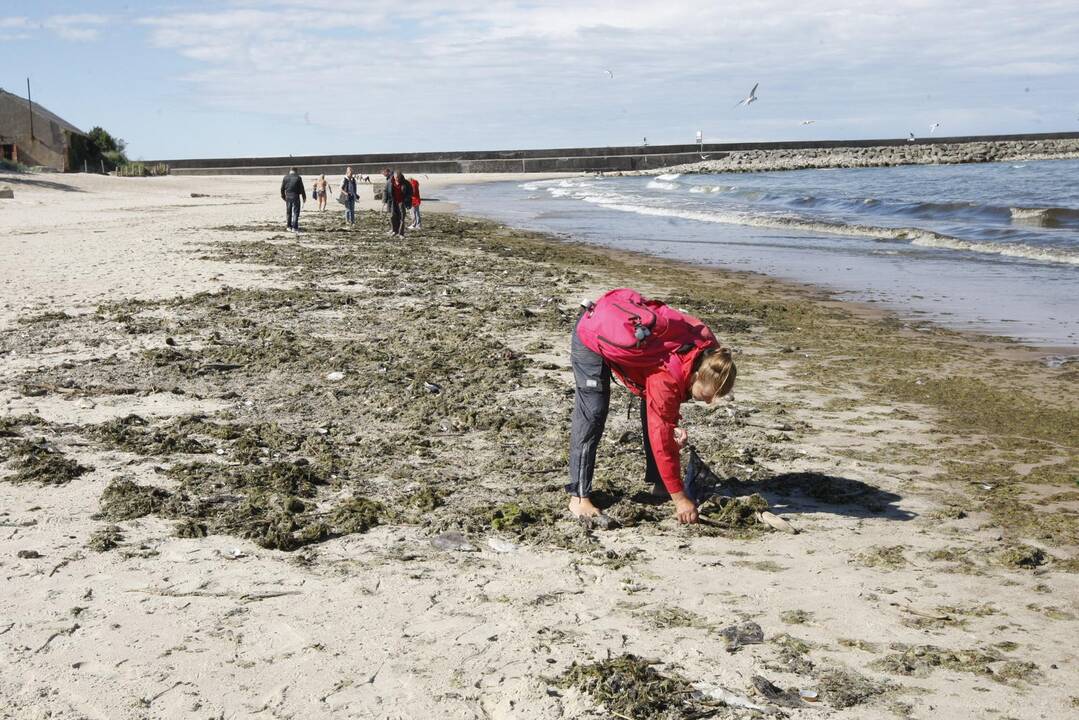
[1, 171, 1076, 719]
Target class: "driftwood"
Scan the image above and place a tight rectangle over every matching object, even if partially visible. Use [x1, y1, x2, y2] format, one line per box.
[34, 623, 79, 654]
[127, 587, 302, 602]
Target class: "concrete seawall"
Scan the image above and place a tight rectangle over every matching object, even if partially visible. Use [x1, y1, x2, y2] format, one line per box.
[155, 132, 1079, 176]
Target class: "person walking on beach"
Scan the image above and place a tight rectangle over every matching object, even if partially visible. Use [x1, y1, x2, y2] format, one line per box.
[341, 166, 358, 226]
[389, 170, 413, 237]
[381, 168, 392, 215]
[568, 288, 736, 524]
[280, 167, 306, 233]
[314, 174, 328, 211]
[407, 176, 422, 230]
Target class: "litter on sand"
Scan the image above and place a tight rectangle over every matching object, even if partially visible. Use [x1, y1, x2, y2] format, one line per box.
[683, 445, 722, 504]
[718, 620, 765, 651]
[431, 531, 477, 552]
[486, 537, 518, 553]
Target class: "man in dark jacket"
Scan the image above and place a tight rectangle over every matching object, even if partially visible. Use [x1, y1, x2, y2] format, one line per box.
[389, 170, 412, 237]
[280, 167, 306, 232]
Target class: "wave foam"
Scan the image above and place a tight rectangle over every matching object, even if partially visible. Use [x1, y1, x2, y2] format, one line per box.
[1010, 206, 1079, 228]
[567, 195, 1079, 267]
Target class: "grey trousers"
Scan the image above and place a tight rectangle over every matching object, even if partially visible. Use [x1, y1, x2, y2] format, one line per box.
[567, 327, 667, 498]
[567, 328, 610, 497]
[391, 202, 407, 235]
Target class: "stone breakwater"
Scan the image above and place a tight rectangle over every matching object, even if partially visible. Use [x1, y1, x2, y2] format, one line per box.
[648, 137, 1079, 174]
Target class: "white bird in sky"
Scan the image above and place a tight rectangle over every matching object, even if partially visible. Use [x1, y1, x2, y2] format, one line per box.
[929, 122, 940, 135]
[800, 120, 815, 125]
[604, 68, 614, 79]
[735, 82, 758, 108]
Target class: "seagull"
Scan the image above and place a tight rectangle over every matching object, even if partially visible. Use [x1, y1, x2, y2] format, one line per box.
[929, 122, 940, 135]
[735, 82, 758, 108]
[700, 154, 711, 160]
[907, 132, 916, 142]
[303, 112, 310, 124]
[604, 68, 614, 79]
[800, 120, 815, 125]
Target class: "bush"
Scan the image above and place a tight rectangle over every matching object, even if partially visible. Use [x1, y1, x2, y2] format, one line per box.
[68, 125, 128, 173]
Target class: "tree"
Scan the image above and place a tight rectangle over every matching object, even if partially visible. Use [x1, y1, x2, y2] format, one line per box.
[68, 126, 128, 172]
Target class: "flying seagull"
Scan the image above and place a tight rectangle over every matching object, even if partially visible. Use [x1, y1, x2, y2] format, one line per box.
[604, 68, 614, 79]
[700, 154, 711, 160]
[929, 122, 940, 135]
[800, 120, 815, 125]
[735, 82, 758, 108]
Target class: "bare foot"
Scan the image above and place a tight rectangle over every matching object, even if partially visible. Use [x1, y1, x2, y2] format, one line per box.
[568, 496, 601, 518]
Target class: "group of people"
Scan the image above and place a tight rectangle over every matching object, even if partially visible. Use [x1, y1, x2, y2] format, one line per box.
[278, 166, 420, 234]
[283, 164, 739, 526]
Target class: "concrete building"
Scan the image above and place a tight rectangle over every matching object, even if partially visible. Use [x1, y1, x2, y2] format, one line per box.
[0, 88, 86, 170]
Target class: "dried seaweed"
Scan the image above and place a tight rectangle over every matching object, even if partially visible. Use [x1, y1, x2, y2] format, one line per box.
[87, 525, 124, 552]
[96, 478, 173, 520]
[5, 440, 92, 485]
[557, 654, 709, 720]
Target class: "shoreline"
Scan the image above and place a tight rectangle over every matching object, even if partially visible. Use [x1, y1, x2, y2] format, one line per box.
[1, 174, 1076, 718]
[456, 206, 1079, 359]
[438, 171, 1079, 355]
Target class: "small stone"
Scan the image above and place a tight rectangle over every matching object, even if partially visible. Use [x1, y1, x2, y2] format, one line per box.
[17, 549, 42, 559]
[326, 371, 345, 381]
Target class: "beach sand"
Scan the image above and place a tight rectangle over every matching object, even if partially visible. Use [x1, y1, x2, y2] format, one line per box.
[1, 171, 1076, 719]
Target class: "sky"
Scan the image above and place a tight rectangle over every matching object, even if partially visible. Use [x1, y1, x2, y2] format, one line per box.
[2, 0, 1078, 160]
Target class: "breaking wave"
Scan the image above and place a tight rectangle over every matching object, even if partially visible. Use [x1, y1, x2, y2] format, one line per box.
[572, 197, 1079, 266]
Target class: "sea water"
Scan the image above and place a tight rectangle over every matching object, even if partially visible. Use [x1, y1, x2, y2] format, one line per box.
[447, 159, 1079, 348]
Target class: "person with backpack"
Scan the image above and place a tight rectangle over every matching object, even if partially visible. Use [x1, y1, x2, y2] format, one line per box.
[407, 176, 422, 230]
[568, 288, 737, 524]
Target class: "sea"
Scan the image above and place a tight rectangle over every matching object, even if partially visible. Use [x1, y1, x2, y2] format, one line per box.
[446, 159, 1079, 352]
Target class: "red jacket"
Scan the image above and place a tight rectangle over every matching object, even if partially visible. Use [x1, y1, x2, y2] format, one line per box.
[578, 308, 716, 495]
[410, 179, 421, 207]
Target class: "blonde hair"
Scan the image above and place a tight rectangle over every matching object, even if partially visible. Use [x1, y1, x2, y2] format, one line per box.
[694, 347, 736, 398]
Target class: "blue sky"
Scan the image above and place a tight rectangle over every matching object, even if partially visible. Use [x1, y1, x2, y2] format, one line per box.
[2, 0, 1078, 159]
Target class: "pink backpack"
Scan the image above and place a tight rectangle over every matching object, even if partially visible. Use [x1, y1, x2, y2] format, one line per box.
[578, 288, 713, 371]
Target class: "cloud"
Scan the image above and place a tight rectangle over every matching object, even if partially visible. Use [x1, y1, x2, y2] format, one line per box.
[127, 1, 1079, 152]
[44, 14, 110, 42]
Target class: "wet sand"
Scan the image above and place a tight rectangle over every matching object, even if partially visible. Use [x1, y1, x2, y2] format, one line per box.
[1, 171, 1076, 719]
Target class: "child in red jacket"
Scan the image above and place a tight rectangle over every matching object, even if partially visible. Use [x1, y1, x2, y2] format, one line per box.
[569, 289, 736, 524]
[407, 177, 421, 230]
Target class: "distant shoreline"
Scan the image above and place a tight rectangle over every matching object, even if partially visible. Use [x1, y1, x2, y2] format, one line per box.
[152, 131, 1079, 177]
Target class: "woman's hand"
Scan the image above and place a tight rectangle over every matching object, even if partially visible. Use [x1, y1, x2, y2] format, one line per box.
[673, 426, 688, 447]
[671, 492, 699, 524]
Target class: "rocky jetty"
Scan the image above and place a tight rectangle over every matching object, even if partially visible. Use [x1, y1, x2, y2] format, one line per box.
[648, 137, 1079, 174]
